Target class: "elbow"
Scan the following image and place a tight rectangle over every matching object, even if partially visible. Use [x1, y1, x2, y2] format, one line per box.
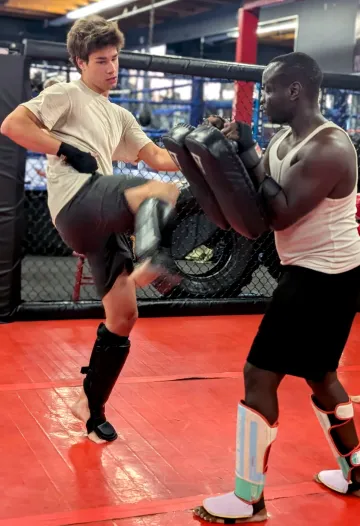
[0, 116, 11, 137]
[1, 114, 17, 139]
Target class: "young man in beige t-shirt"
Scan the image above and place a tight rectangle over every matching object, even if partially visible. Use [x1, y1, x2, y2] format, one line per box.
[1, 15, 180, 445]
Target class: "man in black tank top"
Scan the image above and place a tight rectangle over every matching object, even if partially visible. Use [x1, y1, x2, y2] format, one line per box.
[195, 52, 360, 523]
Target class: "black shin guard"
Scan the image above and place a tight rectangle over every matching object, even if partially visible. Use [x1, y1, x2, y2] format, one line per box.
[81, 323, 130, 442]
[135, 197, 175, 261]
[134, 198, 182, 293]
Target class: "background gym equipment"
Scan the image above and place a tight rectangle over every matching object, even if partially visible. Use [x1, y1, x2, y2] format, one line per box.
[1, 40, 360, 321]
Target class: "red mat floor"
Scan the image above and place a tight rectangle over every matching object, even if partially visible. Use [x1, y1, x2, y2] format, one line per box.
[1, 314, 360, 525]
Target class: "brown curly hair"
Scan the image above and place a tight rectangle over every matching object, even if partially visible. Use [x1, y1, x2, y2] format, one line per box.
[67, 15, 125, 72]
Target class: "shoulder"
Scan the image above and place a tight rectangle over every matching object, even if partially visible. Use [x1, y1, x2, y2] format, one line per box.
[58, 80, 98, 103]
[302, 127, 354, 168]
[62, 80, 89, 99]
[112, 103, 136, 122]
[39, 81, 72, 106]
[44, 81, 71, 95]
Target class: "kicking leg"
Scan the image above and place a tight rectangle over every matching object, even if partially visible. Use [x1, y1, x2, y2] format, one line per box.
[194, 363, 284, 523]
[308, 372, 360, 495]
[72, 268, 138, 444]
[125, 181, 182, 292]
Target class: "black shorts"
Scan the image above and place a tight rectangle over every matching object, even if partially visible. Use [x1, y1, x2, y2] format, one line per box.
[55, 173, 147, 299]
[247, 264, 360, 381]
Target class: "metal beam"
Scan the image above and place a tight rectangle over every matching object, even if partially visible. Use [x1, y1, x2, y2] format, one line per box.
[22, 38, 360, 90]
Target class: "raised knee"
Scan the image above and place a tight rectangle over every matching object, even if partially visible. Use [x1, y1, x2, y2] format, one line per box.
[109, 307, 138, 336]
[148, 181, 180, 205]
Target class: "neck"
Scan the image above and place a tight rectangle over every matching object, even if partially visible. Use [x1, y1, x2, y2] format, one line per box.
[288, 105, 326, 140]
[80, 76, 109, 98]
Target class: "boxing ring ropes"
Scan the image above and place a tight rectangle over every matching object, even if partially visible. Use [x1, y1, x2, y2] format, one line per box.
[2, 39, 360, 324]
[1, 40, 360, 526]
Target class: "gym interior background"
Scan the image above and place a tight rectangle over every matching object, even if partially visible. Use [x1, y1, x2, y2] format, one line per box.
[1, 1, 360, 525]
[1, 0, 360, 322]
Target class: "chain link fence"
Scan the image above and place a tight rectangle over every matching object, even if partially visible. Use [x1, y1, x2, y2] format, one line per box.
[19, 48, 360, 316]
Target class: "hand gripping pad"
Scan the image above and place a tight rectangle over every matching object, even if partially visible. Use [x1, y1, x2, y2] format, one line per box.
[162, 124, 230, 230]
[185, 124, 270, 239]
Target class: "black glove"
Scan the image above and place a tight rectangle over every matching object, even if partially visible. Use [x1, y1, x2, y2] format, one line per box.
[223, 121, 263, 170]
[57, 143, 98, 173]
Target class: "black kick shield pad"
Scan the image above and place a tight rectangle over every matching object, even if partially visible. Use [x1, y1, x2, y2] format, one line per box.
[162, 124, 230, 230]
[184, 124, 269, 239]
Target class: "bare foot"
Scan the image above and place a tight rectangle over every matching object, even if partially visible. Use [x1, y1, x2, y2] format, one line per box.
[71, 388, 106, 444]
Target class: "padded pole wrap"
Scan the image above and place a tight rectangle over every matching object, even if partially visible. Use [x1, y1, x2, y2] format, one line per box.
[0, 55, 28, 322]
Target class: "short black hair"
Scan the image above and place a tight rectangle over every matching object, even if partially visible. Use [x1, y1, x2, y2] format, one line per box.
[269, 52, 323, 100]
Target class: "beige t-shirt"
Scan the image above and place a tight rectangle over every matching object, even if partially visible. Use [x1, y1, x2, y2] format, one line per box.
[21, 79, 152, 221]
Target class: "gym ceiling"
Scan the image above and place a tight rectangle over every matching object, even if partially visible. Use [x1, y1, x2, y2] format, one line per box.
[0, 0, 240, 27]
[0, 0, 297, 45]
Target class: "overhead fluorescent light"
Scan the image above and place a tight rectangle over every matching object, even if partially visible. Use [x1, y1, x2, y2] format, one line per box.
[226, 19, 297, 39]
[66, 0, 138, 20]
[257, 21, 297, 35]
[109, 0, 180, 21]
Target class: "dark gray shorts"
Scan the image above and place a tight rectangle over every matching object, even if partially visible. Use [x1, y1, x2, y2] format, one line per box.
[55, 173, 147, 299]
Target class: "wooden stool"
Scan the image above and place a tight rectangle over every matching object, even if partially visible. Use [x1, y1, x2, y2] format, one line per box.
[72, 252, 94, 302]
[72, 237, 136, 301]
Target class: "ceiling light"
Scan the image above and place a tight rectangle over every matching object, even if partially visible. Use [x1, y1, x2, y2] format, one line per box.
[66, 0, 137, 20]
[226, 20, 297, 39]
[257, 21, 297, 35]
[109, 0, 180, 21]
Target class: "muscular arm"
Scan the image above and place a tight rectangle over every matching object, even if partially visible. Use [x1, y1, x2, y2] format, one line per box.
[259, 134, 352, 231]
[1, 106, 61, 155]
[137, 141, 179, 172]
[223, 122, 353, 231]
[113, 109, 178, 171]
[248, 129, 287, 190]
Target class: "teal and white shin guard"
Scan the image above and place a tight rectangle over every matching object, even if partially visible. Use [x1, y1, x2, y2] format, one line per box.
[311, 396, 360, 494]
[235, 401, 278, 502]
[196, 402, 278, 523]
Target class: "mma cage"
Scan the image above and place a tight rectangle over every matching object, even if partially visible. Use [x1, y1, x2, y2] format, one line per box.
[1, 39, 360, 322]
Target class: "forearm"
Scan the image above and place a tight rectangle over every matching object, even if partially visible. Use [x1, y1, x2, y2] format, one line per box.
[1, 116, 61, 156]
[258, 176, 290, 230]
[250, 159, 267, 188]
[149, 150, 179, 172]
[237, 141, 289, 229]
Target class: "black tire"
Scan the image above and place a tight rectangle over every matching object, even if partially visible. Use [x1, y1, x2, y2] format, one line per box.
[167, 216, 255, 298]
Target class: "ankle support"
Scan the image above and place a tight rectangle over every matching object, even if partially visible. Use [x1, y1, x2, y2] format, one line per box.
[311, 396, 360, 481]
[235, 401, 278, 503]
